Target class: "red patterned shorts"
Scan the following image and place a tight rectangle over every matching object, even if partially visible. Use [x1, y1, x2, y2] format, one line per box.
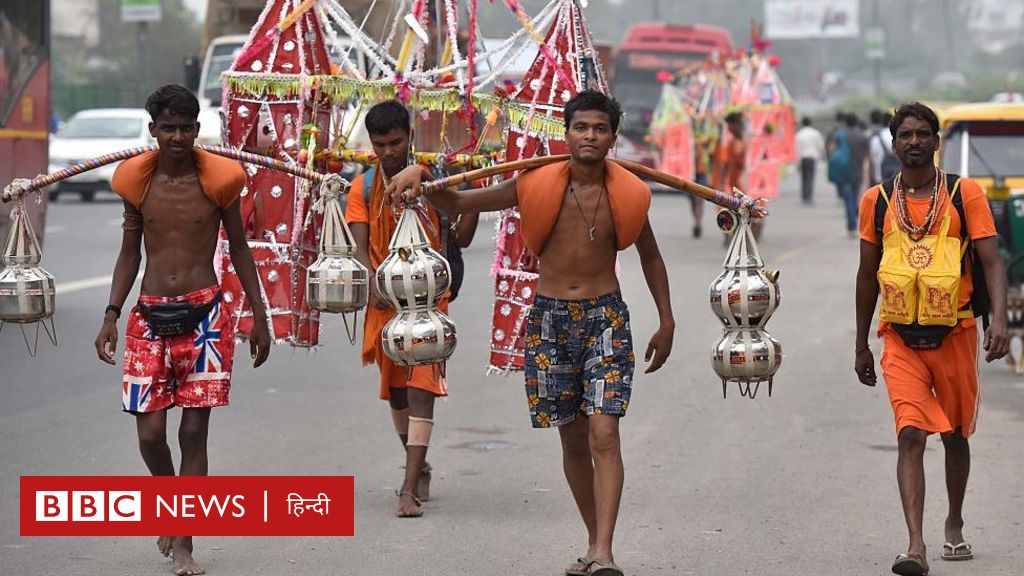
[121, 285, 234, 414]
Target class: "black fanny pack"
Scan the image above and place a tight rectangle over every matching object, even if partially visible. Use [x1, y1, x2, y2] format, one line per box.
[891, 322, 955, 350]
[140, 292, 222, 338]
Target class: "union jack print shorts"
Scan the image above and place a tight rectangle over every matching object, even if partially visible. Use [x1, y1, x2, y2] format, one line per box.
[122, 285, 235, 414]
[523, 292, 634, 428]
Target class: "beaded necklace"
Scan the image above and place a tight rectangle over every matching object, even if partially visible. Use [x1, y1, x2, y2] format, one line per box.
[893, 167, 945, 242]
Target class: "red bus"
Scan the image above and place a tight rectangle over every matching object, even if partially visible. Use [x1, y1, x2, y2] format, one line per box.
[0, 1, 50, 244]
[613, 23, 733, 141]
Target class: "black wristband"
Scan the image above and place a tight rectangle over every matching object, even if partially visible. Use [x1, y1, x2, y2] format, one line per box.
[105, 304, 122, 319]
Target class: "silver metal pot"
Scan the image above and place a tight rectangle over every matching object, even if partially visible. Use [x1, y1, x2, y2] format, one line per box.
[709, 268, 781, 328]
[306, 254, 369, 313]
[0, 264, 56, 323]
[377, 204, 450, 309]
[710, 328, 783, 397]
[381, 307, 457, 367]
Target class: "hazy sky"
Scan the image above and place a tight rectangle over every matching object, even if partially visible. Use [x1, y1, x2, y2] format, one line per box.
[183, 0, 207, 19]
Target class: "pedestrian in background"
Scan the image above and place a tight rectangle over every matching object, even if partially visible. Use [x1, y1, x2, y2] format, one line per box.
[846, 113, 870, 200]
[796, 116, 825, 205]
[869, 109, 900, 185]
[827, 116, 857, 237]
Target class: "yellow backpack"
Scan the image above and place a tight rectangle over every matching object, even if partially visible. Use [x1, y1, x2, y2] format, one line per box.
[876, 178, 969, 328]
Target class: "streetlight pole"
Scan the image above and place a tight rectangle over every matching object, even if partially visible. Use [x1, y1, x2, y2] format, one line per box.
[873, 0, 881, 97]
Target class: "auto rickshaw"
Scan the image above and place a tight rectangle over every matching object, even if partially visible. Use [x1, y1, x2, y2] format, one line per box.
[939, 102, 1024, 372]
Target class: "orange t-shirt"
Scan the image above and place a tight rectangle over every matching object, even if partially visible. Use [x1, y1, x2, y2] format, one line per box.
[858, 177, 996, 314]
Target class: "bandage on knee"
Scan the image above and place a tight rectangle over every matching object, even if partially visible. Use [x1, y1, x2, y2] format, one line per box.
[391, 408, 410, 436]
[407, 416, 433, 447]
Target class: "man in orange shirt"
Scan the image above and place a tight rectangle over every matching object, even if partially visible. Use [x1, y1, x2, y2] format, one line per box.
[854, 102, 1009, 576]
[345, 101, 478, 518]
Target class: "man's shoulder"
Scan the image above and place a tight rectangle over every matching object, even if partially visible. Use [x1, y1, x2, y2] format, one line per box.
[860, 183, 883, 213]
[111, 150, 160, 207]
[953, 175, 986, 198]
[194, 149, 246, 208]
[517, 160, 569, 190]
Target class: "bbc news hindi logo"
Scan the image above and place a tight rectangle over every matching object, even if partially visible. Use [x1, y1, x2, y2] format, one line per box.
[21, 476, 354, 536]
[36, 491, 142, 522]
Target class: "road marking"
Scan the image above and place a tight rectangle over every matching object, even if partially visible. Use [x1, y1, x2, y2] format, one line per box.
[55, 275, 112, 294]
[775, 237, 830, 263]
[54, 271, 144, 295]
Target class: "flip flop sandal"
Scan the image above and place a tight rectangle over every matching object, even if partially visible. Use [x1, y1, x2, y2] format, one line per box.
[565, 557, 594, 576]
[394, 490, 423, 518]
[588, 560, 625, 576]
[942, 542, 973, 561]
[892, 553, 928, 576]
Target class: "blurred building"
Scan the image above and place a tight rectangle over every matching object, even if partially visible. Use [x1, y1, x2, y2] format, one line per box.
[52, 0, 100, 48]
[967, 0, 1024, 54]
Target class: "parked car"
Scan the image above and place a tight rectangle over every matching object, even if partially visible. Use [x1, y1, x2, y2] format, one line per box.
[48, 108, 154, 202]
[991, 91, 1024, 103]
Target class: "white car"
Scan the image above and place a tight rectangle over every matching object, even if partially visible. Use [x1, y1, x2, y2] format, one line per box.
[48, 108, 154, 202]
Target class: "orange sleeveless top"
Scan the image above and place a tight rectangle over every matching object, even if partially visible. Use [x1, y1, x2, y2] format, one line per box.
[515, 160, 651, 253]
[111, 148, 246, 210]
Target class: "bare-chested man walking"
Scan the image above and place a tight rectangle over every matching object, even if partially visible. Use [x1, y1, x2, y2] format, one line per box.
[387, 90, 675, 576]
[95, 84, 271, 575]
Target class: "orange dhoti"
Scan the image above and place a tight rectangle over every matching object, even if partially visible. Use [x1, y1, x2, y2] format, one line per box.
[880, 321, 980, 438]
[365, 301, 450, 400]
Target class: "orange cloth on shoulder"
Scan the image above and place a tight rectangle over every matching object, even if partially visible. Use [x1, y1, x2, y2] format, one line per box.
[515, 160, 651, 253]
[111, 148, 246, 210]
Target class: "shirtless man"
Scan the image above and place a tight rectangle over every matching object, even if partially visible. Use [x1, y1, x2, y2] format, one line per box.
[95, 84, 271, 575]
[386, 90, 675, 576]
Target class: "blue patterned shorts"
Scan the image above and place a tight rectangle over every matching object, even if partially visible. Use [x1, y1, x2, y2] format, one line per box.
[523, 292, 634, 428]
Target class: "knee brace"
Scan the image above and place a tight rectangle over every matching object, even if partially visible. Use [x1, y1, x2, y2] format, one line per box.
[391, 408, 410, 436]
[407, 416, 434, 447]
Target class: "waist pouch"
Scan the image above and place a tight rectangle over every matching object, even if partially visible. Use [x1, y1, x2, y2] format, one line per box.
[141, 292, 222, 337]
[891, 322, 954, 350]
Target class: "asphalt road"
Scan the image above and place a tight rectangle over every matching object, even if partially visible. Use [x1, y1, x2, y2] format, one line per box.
[2, 169, 1023, 576]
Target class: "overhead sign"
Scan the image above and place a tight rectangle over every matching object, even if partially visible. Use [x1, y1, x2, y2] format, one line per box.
[121, 0, 162, 23]
[863, 26, 886, 60]
[764, 0, 860, 39]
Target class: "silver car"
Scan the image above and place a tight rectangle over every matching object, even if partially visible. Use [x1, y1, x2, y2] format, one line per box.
[48, 108, 154, 201]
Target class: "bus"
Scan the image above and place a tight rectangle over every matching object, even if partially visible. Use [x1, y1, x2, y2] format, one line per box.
[0, 0, 50, 245]
[612, 23, 734, 142]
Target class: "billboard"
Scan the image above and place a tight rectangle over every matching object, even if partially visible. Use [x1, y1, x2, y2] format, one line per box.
[764, 0, 860, 39]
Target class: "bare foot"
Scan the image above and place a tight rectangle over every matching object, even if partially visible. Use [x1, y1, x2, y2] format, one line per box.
[395, 491, 422, 518]
[171, 538, 205, 575]
[416, 462, 432, 502]
[157, 536, 175, 557]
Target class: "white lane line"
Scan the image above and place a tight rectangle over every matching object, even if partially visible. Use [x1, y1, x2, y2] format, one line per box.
[54, 271, 144, 295]
[55, 275, 112, 294]
[775, 236, 831, 263]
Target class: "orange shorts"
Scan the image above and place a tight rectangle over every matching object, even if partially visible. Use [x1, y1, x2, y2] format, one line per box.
[880, 321, 980, 438]
[373, 345, 448, 400]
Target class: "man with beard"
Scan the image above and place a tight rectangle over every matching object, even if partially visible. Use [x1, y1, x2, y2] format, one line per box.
[854, 102, 1009, 575]
[385, 90, 675, 576]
